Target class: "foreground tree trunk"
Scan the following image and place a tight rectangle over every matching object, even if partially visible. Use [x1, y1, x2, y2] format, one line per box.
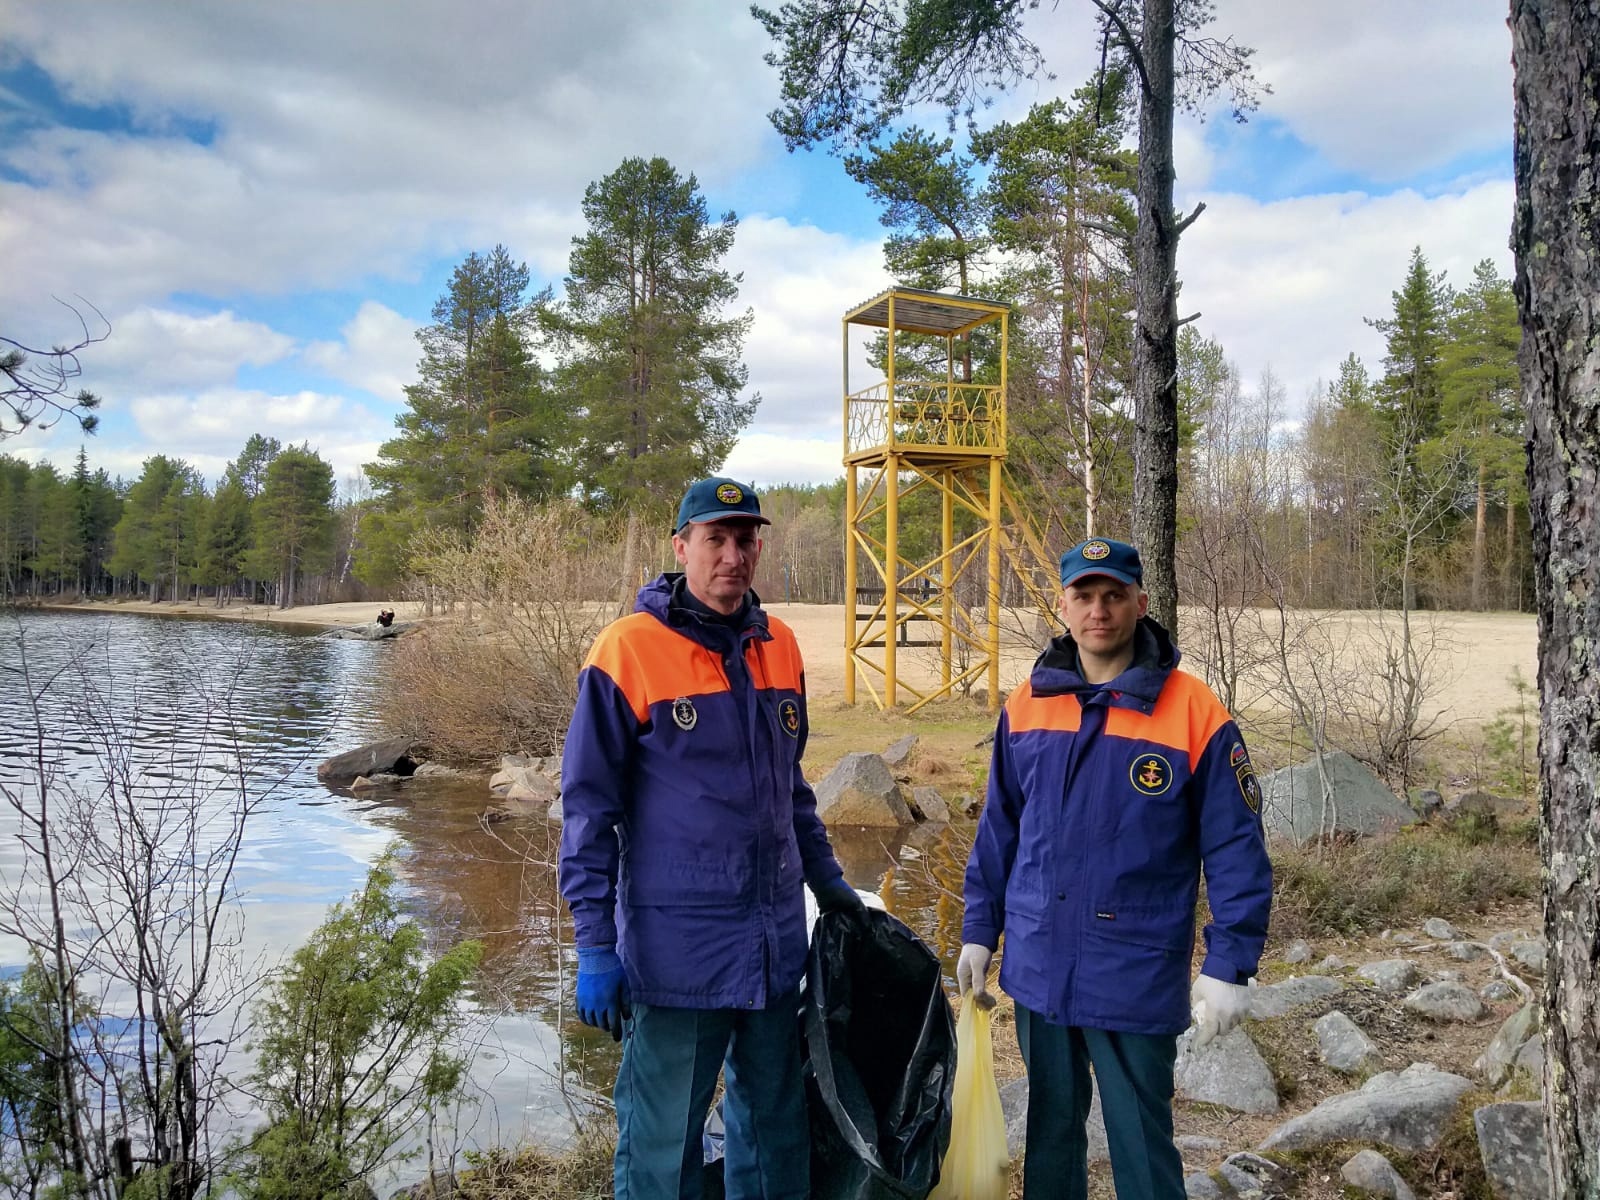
[1511, 1, 1600, 1192]
[1128, 0, 1181, 631]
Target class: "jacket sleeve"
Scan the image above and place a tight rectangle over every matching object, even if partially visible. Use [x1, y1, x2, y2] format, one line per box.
[791, 668, 846, 891]
[557, 658, 638, 950]
[1193, 720, 1273, 983]
[962, 707, 1022, 949]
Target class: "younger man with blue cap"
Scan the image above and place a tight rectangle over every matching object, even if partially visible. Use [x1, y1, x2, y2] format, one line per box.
[559, 477, 864, 1200]
[957, 537, 1272, 1199]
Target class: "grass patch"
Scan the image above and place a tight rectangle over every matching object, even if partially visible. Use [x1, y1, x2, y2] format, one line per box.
[453, 1125, 616, 1200]
[1269, 824, 1538, 940]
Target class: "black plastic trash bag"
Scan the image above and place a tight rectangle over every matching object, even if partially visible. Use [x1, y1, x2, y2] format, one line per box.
[802, 906, 956, 1200]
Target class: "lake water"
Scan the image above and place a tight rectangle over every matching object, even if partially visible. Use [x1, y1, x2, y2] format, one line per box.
[0, 608, 971, 1188]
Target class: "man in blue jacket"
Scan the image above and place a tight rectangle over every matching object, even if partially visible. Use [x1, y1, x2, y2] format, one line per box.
[957, 538, 1272, 1200]
[559, 477, 864, 1200]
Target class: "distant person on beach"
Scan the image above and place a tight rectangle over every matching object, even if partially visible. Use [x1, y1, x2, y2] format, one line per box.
[375, 609, 394, 627]
[958, 537, 1273, 1200]
[559, 476, 864, 1199]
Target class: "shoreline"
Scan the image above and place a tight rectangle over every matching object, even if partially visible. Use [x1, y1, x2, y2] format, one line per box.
[24, 598, 428, 631]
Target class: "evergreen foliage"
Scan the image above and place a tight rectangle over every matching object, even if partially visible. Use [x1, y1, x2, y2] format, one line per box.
[240, 852, 482, 1199]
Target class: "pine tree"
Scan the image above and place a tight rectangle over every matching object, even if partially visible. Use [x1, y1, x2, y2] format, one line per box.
[108, 456, 201, 602]
[1368, 246, 1452, 449]
[552, 157, 757, 514]
[253, 445, 335, 609]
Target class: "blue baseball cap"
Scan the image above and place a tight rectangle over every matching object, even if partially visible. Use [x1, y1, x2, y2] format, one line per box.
[674, 477, 771, 533]
[1059, 538, 1143, 588]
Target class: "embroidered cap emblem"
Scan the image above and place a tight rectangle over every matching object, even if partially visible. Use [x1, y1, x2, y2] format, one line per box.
[1082, 539, 1111, 560]
[1130, 751, 1173, 796]
[779, 698, 800, 738]
[716, 482, 743, 505]
[672, 697, 698, 731]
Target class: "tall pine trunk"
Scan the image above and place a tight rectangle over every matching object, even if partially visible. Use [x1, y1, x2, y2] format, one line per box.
[1511, 1, 1600, 1191]
[1473, 460, 1487, 609]
[1129, 0, 1180, 631]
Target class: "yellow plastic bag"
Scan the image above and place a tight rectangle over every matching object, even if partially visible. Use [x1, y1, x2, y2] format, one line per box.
[929, 997, 1010, 1200]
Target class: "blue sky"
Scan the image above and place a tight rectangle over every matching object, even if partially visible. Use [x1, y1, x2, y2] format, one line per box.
[0, 0, 1514, 491]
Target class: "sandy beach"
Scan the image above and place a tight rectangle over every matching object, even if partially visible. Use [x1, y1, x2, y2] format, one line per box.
[33, 597, 1539, 725]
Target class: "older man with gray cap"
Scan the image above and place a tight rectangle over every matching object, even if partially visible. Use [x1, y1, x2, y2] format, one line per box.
[559, 476, 863, 1200]
[956, 537, 1273, 1200]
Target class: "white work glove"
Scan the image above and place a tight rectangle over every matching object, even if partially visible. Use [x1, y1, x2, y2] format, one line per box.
[956, 943, 996, 1009]
[1189, 974, 1252, 1049]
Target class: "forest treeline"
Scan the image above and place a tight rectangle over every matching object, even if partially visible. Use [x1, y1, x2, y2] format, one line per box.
[1, 133, 1525, 613]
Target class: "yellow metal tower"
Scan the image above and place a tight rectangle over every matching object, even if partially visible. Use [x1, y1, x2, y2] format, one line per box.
[842, 287, 1061, 713]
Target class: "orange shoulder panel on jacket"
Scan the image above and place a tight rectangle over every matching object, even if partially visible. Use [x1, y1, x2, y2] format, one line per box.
[584, 615, 730, 721]
[1104, 669, 1233, 768]
[751, 617, 805, 692]
[1004, 680, 1084, 734]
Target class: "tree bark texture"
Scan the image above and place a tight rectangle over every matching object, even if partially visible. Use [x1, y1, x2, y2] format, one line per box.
[1511, 1, 1600, 1193]
[1130, 0, 1180, 631]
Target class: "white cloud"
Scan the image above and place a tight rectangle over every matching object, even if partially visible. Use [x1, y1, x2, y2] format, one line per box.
[1211, 0, 1511, 180]
[728, 215, 890, 435]
[303, 302, 418, 405]
[83, 306, 295, 392]
[722, 433, 843, 489]
[1179, 178, 1514, 407]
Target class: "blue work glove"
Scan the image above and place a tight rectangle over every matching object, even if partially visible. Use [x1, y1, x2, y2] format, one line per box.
[813, 879, 868, 925]
[576, 946, 630, 1041]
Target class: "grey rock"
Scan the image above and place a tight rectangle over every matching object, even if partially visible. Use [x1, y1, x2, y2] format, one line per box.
[1475, 1004, 1540, 1088]
[1282, 938, 1313, 964]
[1447, 789, 1520, 820]
[350, 772, 405, 791]
[1489, 930, 1527, 952]
[491, 772, 560, 818]
[1249, 974, 1343, 1019]
[1175, 1028, 1280, 1114]
[1184, 1173, 1231, 1200]
[908, 785, 951, 824]
[1509, 939, 1546, 973]
[1403, 981, 1488, 1023]
[1176, 1134, 1225, 1156]
[488, 754, 560, 796]
[814, 753, 913, 826]
[1481, 979, 1522, 1004]
[1000, 1075, 1108, 1164]
[392, 1169, 455, 1199]
[1409, 788, 1444, 818]
[1257, 1063, 1473, 1154]
[412, 761, 476, 779]
[1422, 917, 1460, 940]
[1258, 750, 1417, 845]
[325, 620, 414, 641]
[1474, 1102, 1552, 1199]
[1357, 959, 1422, 993]
[1511, 1032, 1544, 1083]
[881, 734, 919, 768]
[1219, 1152, 1294, 1198]
[1445, 940, 1488, 961]
[1318, 954, 1347, 972]
[317, 737, 417, 784]
[1340, 1149, 1416, 1199]
[1315, 1010, 1381, 1074]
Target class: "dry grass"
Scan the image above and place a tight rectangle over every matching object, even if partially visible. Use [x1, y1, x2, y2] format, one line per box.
[449, 1126, 615, 1200]
[1267, 823, 1539, 941]
[381, 499, 626, 765]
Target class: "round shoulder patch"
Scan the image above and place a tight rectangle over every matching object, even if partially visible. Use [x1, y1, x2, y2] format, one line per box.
[778, 697, 801, 738]
[716, 482, 743, 505]
[1129, 751, 1173, 796]
[1082, 539, 1111, 560]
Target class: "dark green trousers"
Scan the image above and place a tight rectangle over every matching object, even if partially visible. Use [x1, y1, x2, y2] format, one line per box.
[1015, 1005, 1185, 1200]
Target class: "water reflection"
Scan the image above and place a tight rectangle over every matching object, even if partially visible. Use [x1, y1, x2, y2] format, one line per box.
[0, 609, 979, 1180]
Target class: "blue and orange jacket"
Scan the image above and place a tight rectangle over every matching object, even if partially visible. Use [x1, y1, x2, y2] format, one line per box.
[962, 618, 1272, 1035]
[558, 574, 846, 1009]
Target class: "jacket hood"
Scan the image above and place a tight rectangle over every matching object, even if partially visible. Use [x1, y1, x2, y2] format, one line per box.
[1030, 615, 1179, 706]
[636, 572, 769, 638]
